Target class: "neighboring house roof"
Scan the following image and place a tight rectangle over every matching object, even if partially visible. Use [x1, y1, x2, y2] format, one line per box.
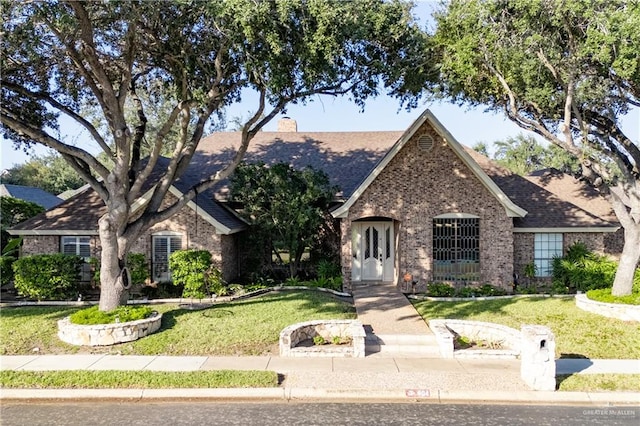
[9, 157, 247, 236]
[0, 184, 63, 210]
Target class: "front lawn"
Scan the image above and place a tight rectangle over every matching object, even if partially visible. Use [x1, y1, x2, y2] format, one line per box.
[0, 290, 355, 356]
[411, 297, 640, 359]
[0, 370, 278, 388]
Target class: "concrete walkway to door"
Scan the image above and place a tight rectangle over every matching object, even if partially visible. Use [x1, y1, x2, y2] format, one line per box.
[352, 282, 439, 357]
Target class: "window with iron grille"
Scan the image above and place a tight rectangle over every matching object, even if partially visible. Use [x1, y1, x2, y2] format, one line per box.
[534, 233, 562, 277]
[432, 217, 480, 282]
[152, 235, 182, 282]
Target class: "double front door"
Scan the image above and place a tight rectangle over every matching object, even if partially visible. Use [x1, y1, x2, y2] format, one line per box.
[352, 221, 394, 282]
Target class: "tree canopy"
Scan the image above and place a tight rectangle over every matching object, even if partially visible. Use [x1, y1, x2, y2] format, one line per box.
[432, 0, 640, 295]
[1, 0, 431, 310]
[230, 162, 337, 279]
[1, 152, 85, 195]
[474, 134, 580, 176]
[0, 196, 44, 249]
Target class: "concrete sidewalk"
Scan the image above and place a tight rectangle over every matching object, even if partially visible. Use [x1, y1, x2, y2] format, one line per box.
[1, 354, 639, 404]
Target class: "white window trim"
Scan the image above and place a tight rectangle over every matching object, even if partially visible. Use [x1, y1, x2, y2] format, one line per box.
[534, 233, 563, 277]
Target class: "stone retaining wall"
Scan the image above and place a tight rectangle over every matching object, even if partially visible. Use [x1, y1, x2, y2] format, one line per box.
[58, 312, 162, 346]
[279, 319, 366, 358]
[575, 294, 640, 321]
[428, 319, 521, 359]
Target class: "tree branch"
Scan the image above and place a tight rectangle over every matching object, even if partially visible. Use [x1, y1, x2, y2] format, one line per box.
[1, 80, 113, 156]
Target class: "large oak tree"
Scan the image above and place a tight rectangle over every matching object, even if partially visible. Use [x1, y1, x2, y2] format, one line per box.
[1, 0, 429, 310]
[432, 0, 640, 295]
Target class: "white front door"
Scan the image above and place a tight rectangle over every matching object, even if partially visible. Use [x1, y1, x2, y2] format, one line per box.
[352, 222, 394, 282]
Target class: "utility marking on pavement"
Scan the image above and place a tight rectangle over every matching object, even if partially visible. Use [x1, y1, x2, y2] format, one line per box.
[405, 389, 430, 398]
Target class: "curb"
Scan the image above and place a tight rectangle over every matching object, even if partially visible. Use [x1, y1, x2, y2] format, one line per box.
[2, 388, 639, 405]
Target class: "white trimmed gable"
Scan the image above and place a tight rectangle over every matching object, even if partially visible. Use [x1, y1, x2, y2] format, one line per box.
[331, 109, 528, 219]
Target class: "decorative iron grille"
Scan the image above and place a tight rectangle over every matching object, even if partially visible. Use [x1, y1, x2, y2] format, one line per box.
[432, 218, 480, 283]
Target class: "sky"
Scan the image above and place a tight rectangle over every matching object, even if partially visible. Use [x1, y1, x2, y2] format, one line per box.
[2, 93, 638, 171]
[1, 0, 639, 171]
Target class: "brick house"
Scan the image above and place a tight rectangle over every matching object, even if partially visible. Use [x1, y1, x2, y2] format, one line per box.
[9, 109, 621, 292]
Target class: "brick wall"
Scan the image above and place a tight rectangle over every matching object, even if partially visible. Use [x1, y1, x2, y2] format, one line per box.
[21, 235, 100, 258]
[341, 121, 514, 292]
[513, 231, 620, 286]
[20, 193, 239, 283]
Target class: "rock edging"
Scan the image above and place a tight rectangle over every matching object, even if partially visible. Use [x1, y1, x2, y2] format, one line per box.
[58, 312, 162, 346]
[279, 319, 365, 358]
[575, 294, 640, 321]
[428, 319, 521, 359]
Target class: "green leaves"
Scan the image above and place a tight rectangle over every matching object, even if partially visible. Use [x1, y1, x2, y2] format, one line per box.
[230, 161, 337, 277]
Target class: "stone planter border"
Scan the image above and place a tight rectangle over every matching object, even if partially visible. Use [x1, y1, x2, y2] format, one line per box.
[279, 319, 365, 358]
[575, 294, 640, 322]
[428, 319, 521, 359]
[58, 312, 162, 346]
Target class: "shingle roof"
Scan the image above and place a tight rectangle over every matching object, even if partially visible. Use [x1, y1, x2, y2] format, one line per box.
[525, 168, 617, 223]
[192, 131, 403, 199]
[0, 184, 63, 210]
[464, 150, 617, 229]
[9, 117, 617, 233]
[9, 158, 247, 235]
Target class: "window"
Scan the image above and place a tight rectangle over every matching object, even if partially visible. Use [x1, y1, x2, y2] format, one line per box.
[534, 233, 562, 277]
[433, 217, 480, 282]
[61, 236, 91, 258]
[152, 235, 182, 282]
[61, 236, 91, 282]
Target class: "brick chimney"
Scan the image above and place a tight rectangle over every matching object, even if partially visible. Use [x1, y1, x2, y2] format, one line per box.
[277, 117, 297, 132]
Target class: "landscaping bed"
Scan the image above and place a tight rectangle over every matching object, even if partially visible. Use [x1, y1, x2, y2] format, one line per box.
[411, 296, 640, 359]
[0, 291, 356, 356]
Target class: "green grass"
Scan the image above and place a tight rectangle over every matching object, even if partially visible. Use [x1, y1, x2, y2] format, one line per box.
[0, 290, 355, 356]
[411, 297, 640, 359]
[587, 288, 640, 305]
[557, 374, 640, 392]
[0, 370, 278, 389]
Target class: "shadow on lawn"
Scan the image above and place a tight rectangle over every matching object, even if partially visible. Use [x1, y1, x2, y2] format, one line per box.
[411, 295, 568, 319]
[154, 289, 354, 333]
[0, 306, 80, 320]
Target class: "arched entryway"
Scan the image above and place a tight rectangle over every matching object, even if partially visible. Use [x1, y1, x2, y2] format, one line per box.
[351, 218, 395, 282]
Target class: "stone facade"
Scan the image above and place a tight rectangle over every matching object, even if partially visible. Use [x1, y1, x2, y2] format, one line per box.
[21, 235, 101, 258]
[341, 122, 514, 292]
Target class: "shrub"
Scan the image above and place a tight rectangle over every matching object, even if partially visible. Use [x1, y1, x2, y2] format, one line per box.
[427, 282, 455, 297]
[206, 266, 228, 296]
[13, 254, 84, 300]
[456, 286, 477, 298]
[70, 305, 154, 325]
[551, 242, 619, 292]
[476, 284, 507, 296]
[316, 259, 341, 280]
[88, 252, 149, 287]
[1, 237, 22, 286]
[298, 276, 343, 292]
[169, 250, 213, 299]
[586, 288, 640, 305]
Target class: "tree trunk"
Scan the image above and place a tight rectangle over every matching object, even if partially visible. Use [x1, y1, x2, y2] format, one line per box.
[611, 223, 640, 296]
[98, 215, 129, 311]
[97, 187, 133, 311]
